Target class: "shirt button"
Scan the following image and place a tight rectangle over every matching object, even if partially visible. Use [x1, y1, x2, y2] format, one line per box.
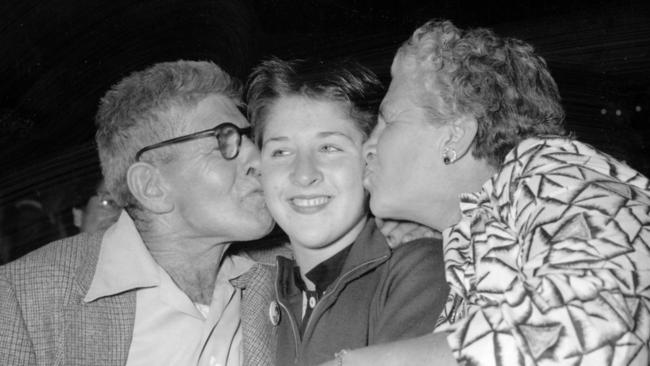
[309, 296, 316, 308]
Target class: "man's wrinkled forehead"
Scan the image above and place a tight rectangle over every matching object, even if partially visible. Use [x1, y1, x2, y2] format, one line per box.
[173, 94, 247, 131]
[212, 95, 249, 128]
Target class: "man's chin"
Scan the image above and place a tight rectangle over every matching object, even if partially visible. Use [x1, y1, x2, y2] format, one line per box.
[260, 218, 276, 237]
[247, 214, 276, 239]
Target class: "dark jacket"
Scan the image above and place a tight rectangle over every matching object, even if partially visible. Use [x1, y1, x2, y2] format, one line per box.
[273, 220, 449, 366]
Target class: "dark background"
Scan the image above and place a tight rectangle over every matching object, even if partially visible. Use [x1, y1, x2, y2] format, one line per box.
[1, 0, 649, 259]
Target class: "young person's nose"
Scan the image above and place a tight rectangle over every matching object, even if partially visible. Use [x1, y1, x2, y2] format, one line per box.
[291, 152, 322, 186]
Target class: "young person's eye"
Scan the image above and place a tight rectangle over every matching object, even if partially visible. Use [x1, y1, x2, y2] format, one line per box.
[270, 148, 290, 157]
[320, 144, 342, 153]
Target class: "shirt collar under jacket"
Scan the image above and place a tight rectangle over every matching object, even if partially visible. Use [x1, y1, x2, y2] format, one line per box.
[294, 244, 353, 296]
[84, 210, 160, 302]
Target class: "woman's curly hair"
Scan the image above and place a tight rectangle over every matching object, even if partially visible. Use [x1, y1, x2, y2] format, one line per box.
[397, 20, 567, 167]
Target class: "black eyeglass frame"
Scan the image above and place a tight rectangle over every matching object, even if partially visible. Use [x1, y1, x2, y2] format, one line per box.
[135, 122, 252, 161]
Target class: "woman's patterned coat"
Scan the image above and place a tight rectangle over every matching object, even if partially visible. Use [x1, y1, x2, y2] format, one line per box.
[437, 137, 650, 366]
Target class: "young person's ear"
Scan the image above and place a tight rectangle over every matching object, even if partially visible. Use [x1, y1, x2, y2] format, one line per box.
[439, 114, 478, 164]
[126, 162, 173, 213]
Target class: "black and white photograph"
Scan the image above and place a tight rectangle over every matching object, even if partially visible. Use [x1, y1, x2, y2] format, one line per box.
[1, 1, 649, 365]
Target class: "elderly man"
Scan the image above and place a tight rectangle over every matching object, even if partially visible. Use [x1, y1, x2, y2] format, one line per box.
[0, 60, 281, 366]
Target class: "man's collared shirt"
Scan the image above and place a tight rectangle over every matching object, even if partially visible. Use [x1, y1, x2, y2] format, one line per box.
[85, 211, 255, 366]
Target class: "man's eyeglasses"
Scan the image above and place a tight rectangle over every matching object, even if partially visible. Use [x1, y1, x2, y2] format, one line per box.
[135, 122, 252, 161]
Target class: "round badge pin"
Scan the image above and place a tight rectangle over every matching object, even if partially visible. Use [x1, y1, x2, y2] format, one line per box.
[269, 300, 280, 326]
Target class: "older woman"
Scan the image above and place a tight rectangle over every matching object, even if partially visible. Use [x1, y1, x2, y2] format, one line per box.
[327, 20, 650, 366]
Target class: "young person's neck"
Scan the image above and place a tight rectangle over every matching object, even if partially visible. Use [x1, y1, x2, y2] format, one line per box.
[291, 215, 368, 290]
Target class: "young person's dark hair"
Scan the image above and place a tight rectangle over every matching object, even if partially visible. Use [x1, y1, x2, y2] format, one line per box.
[246, 57, 384, 146]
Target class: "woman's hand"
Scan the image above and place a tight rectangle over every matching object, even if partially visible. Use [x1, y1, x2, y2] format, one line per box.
[317, 333, 457, 366]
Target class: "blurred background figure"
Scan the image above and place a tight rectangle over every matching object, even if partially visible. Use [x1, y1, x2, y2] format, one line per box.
[71, 178, 120, 233]
[0, 193, 60, 263]
[0, 165, 113, 264]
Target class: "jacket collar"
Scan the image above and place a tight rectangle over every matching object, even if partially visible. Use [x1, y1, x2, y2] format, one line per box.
[66, 214, 138, 366]
[339, 218, 390, 274]
[276, 217, 391, 298]
[73, 231, 105, 298]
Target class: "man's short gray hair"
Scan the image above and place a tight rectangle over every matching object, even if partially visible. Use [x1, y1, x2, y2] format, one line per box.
[95, 60, 242, 215]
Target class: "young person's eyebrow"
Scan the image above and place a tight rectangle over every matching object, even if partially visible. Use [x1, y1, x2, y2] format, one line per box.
[317, 131, 356, 143]
[262, 136, 289, 145]
[263, 131, 357, 145]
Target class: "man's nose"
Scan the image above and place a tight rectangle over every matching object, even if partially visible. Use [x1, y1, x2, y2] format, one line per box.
[240, 136, 262, 177]
[291, 152, 322, 186]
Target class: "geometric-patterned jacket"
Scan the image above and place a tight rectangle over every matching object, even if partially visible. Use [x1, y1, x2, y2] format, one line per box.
[437, 137, 650, 366]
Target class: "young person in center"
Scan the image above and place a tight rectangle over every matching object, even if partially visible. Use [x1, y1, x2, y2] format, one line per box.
[246, 57, 449, 366]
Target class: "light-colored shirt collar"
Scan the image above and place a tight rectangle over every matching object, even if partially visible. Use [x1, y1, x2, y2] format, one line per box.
[84, 210, 160, 302]
[84, 210, 256, 303]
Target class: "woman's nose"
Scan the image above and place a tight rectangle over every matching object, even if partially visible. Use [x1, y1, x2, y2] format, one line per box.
[363, 131, 378, 163]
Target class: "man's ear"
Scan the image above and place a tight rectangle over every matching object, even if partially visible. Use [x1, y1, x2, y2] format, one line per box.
[440, 114, 478, 161]
[126, 162, 173, 214]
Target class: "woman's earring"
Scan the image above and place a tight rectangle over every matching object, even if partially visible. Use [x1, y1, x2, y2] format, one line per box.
[442, 148, 457, 165]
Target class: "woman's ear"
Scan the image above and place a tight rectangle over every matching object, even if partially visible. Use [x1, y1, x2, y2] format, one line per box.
[454, 115, 478, 159]
[441, 114, 478, 162]
[126, 162, 173, 214]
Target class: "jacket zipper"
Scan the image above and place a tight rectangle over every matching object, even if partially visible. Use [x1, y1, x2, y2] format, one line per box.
[301, 254, 389, 341]
[274, 264, 301, 360]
